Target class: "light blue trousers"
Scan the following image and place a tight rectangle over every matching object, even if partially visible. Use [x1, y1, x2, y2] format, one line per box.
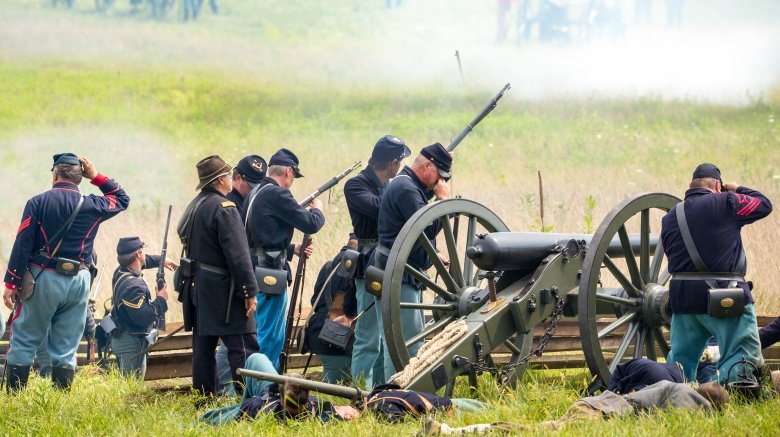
[318, 354, 352, 384]
[255, 290, 287, 372]
[668, 304, 763, 383]
[382, 281, 424, 381]
[350, 279, 385, 388]
[198, 352, 277, 425]
[215, 341, 236, 396]
[110, 331, 147, 377]
[7, 267, 90, 368]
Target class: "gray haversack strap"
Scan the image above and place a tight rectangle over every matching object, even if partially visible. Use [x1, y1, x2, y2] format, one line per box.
[674, 202, 745, 288]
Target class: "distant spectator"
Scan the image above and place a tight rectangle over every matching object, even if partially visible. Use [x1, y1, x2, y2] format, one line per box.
[666, 0, 684, 28]
[386, 0, 402, 9]
[496, 0, 513, 42]
[634, 0, 653, 26]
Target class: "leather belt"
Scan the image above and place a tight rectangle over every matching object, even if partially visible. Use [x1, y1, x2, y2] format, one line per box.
[198, 262, 229, 276]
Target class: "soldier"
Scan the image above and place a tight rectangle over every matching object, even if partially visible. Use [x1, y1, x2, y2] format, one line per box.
[661, 163, 771, 383]
[3, 153, 129, 392]
[243, 148, 325, 371]
[226, 154, 267, 209]
[177, 155, 259, 396]
[109, 236, 176, 377]
[371, 143, 452, 381]
[218, 154, 267, 393]
[344, 135, 410, 388]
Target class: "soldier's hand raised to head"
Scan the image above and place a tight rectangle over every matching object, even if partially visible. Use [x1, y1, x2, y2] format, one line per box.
[245, 296, 257, 316]
[79, 157, 98, 180]
[434, 178, 450, 201]
[723, 182, 740, 192]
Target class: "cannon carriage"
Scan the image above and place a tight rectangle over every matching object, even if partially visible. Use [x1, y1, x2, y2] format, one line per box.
[377, 192, 680, 394]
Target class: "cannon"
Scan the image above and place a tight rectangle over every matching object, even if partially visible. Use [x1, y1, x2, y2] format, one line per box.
[378, 192, 680, 394]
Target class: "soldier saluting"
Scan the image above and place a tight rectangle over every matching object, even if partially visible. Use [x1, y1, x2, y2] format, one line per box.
[3, 153, 129, 392]
[177, 155, 260, 397]
[243, 148, 325, 371]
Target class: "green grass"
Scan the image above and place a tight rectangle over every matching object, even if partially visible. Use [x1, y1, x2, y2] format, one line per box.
[1, 61, 778, 312]
[0, 366, 778, 436]
[0, 0, 779, 435]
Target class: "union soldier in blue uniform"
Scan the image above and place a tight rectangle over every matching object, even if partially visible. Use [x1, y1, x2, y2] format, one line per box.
[759, 316, 780, 350]
[218, 154, 266, 394]
[110, 236, 176, 377]
[243, 148, 325, 371]
[344, 135, 410, 388]
[661, 163, 772, 383]
[176, 155, 260, 396]
[371, 143, 452, 381]
[226, 154, 267, 209]
[3, 153, 129, 392]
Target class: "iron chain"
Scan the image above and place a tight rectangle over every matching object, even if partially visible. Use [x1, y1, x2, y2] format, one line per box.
[499, 294, 566, 383]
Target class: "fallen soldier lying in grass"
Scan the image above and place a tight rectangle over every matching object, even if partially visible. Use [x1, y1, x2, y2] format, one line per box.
[199, 353, 485, 424]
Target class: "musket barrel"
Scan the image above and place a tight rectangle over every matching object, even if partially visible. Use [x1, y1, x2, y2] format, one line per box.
[447, 83, 511, 152]
[466, 232, 657, 271]
[236, 369, 370, 400]
[299, 161, 361, 207]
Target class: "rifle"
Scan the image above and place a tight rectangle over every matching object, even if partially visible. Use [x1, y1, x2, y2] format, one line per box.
[447, 83, 511, 152]
[156, 205, 173, 331]
[279, 161, 362, 373]
[86, 266, 105, 363]
[299, 161, 362, 207]
[237, 368, 370, 401]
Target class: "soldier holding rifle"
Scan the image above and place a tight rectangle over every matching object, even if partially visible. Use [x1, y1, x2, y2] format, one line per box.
[243, 148, 324, 371]
[109, 237, 176, 377]
[345, 135, 411, 388]
[176, 155, 259, 396]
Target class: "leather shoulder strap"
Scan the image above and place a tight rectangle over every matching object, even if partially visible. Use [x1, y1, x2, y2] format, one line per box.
[47, 195, 85, 257]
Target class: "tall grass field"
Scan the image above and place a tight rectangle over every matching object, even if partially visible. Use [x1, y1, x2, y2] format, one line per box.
[1, 0, 779, 435]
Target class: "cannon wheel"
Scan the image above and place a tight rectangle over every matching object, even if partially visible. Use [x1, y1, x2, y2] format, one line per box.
[579, 192, 681, 389]
[382, 199, 510, 375]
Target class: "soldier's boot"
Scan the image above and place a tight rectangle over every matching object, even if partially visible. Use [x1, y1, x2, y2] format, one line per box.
[6, 364, 31, 394]
[51, 365, 75, 390]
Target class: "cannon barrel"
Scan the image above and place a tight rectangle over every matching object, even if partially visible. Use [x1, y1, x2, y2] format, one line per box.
[466, 232, 656, 271]
[236, 368, 370, 400]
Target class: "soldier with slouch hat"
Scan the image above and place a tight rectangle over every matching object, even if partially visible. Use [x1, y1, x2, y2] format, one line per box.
[177, 155, 260, 396]
[3, 153, 129, 392]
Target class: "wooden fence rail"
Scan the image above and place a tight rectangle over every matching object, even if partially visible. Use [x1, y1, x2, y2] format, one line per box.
[2, 314, 779, 382]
